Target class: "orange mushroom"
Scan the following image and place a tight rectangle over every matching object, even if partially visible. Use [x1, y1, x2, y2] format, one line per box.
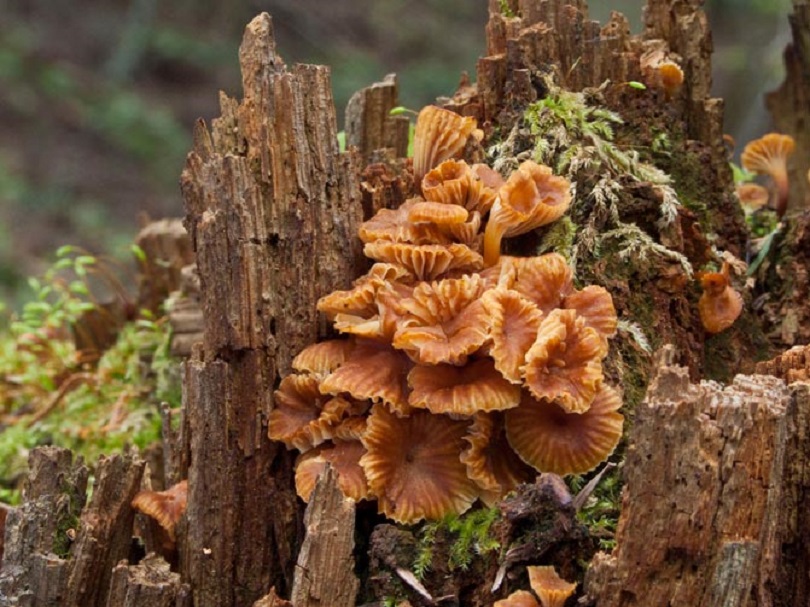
[505, 385, 623, 476]
[363, 241, 483, 281]
[741, 133, 795, 218]
[269, 374, 335, 450]
[360, 404, 479, 523]
[697, 262, 743, 334]
[502, 254, 574, 315]
[522, 309, 606, 414]
[292, 339, 355, 380]
[494, 590, 540, 607]
[482, 288, 544, 383]
[392, 274, 490, 365]
[735, 183, 770, 215]
[421, 159, 500, 215]
[131, 480, 188, 542]
[408, 358, 522, 416]
[562, 285, 617, 348]
[640, 49, 684, 98]
[295, 439, 370, 503]
[527, 565, 577, 607]
[412, 106, 481, 185]
[483, 161, 572, 266]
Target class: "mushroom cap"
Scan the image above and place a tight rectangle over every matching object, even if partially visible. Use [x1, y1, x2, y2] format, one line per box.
[358, 199, 438, 245]
[492, 161, 572, 238]
[482, 288, 545, 383]
[392, 274, 490, 365]
[408, 200, 469, 225]
[421, 159, 500, 215]
[501, 254, 574, 315]
[658, 61, 684, 96]
[494, 590, 540, 607]
[461, 412, 535, 505]
[698, 281, 743, 334]
[292, 339, 355, 380]
[131, 480, 188, 541]
[363, 241, 484, 281]
[270, 374, 335, 450]
[736, 183, 770, 214]
[317, 276, 381, 320]
[412, 106, 481, 184]
[295, 440, 370, 503]
[320, 342, 412, 416]
[522, 309, 606, 414]
[527, 565, 577, 607]
[505, 385, 624, 476]
[408, 358, 522, 416]
[741, 133, 795, 176]
[360, 404, 479, 523]
[562, 285, 617, 347]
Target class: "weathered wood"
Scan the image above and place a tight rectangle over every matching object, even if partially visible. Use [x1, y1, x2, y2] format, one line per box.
[252, 587, 292, 607]
[290, 466, 359, 607]
[756, 343, 810, 382]
[134, 218, 195, 314]
[64, 452, 146, 607]
[583, 358, 810, 606]
[0, 447, 88, 606]
[345, 73, 410, 163]
[179, 12, 366, 607]
[766, 0, 810, 214]
[0, 503, 11, 569]
[106, 554, 191, 607]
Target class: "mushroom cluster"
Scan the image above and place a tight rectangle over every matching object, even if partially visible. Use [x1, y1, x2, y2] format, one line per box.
[270, 106, 624, 524]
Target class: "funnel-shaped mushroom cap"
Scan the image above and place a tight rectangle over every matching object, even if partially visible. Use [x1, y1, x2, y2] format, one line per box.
[364, 241, 483, 281]
[359, 199, 438, 245]
[317, 276, 381, 320]
[503, 254, 574, 315]
[562, 286, 617, 347]
[412, 106, 481, 184]
[295, 440, 370, 503]
[292, 339, 355, 380]
[131, 480, 188, 541]
[393, 274, 490, 365]
[377, 281, 417, 340]
[736, 183, 770, 214]
[494, 590, 540, 607]
[360, 404, 479, 523]
[697, 263, 743, 334]
[421, 159, 501, 215]
[657, 62, 684, 97]
[528, 565, 578, 607]
[320, 342, 412, 416]
[522, 309, 606, 414]
[461, 412, 535, 505]
[270, 374, 336, 450]
[505, 385, 623, 475]
[408, 200, 469, 225]
[482, 288, 544, 383]
[484, 162, 571, 265]
[408, 358, 522, 416]
[741, 133, 795, 217]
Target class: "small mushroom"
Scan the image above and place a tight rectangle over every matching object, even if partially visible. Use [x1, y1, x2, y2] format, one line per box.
[741, 133, 795, 218]
[697, 262, 743, 334]
[522, 309, 606, 414]
[408, 358, 522, 416]
[640, 49, 684, 98]
[295, 439, 370, 503]
[412, 106, 481, 185]
[483, 162, 572, 266]
[562, 285, 617, 348]
[360, 404, 479, 523]
[494, 590, 540, 607]
[527, 565, 577, 607]
[292, 339, 355, 380]
[505, 385, 623, 476]
[421, 159, 500, 215]
[363, 241, 483, 281]
[735, 182, 770, 215]
[502, 254, 574, 315]
[131, 480, 188, 543]
[482, 288, 545, 383]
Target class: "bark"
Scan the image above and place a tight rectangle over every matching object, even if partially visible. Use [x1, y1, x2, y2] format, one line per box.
[345, 73, 410, 164]
[290, 466, 359, 607]
[583, 354, 810, 606]
[134, 218, 194, 314]
[766, 0, 810, 214]
[106, 554, 191, 607]
[179, 12, 366, 607]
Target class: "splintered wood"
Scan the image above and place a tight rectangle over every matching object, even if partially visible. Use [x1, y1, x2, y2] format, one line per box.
[584, 363, 810, 607]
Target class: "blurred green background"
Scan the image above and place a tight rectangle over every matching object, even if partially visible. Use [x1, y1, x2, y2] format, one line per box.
[0, 0, 793, 304]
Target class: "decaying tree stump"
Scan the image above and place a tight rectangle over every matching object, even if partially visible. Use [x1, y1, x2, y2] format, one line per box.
[178, 12, 366, 607]
[584, 352, 810, 606]
[345, 73, 410, 164]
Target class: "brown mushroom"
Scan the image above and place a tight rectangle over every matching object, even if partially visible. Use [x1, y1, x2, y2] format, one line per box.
[741, 133, 795, 218]
[421, 159, 500, 215]
[412, 106, 481, 185]
[363, 241, 483, 281]
[505, 385, 624, 476]
[562, 285, 617, 348]
[502, 254, 574, 315]
[640, 49, 684, 98]
[482, 288, 545, 383]
[292, 338, 355, 380]
[131, 480, 188, 543]
[735, 182, 770, 215]
[461, 412, 535, 505]
[522, 309, 606, 414]
[295, 439, 370, 503]
[697, 262, 743, 334]
[408, 358, 522, 416]
[494, 590, 540, 607]
[360, 404, 478, 523]
[527, 565, 577, 607]
[392, 274, 490, 365]
[483, 161, 572, 266]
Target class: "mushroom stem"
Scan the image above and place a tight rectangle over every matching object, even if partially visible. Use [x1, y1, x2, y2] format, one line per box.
[773, 169, 790, 218]
[483, 212, 507, 266]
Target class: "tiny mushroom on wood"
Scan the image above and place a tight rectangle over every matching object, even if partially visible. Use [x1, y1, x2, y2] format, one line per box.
[741, 133, 795, 218]
[269, 103, 624, 523]
[527, 565, 578, 607]
[735, 182, 770, 215]
[131, 480, 188, 548]
[697, 262, 743, 334]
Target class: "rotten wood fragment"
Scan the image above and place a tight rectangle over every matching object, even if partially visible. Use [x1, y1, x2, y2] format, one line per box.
[290, 466, 359, 607]
[583, 360, 810, 607]
[345, 74, 410, 163]
[756, 343, 810, 382]
[106, 553, 191, 607]
[134, 218, 194, 314]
